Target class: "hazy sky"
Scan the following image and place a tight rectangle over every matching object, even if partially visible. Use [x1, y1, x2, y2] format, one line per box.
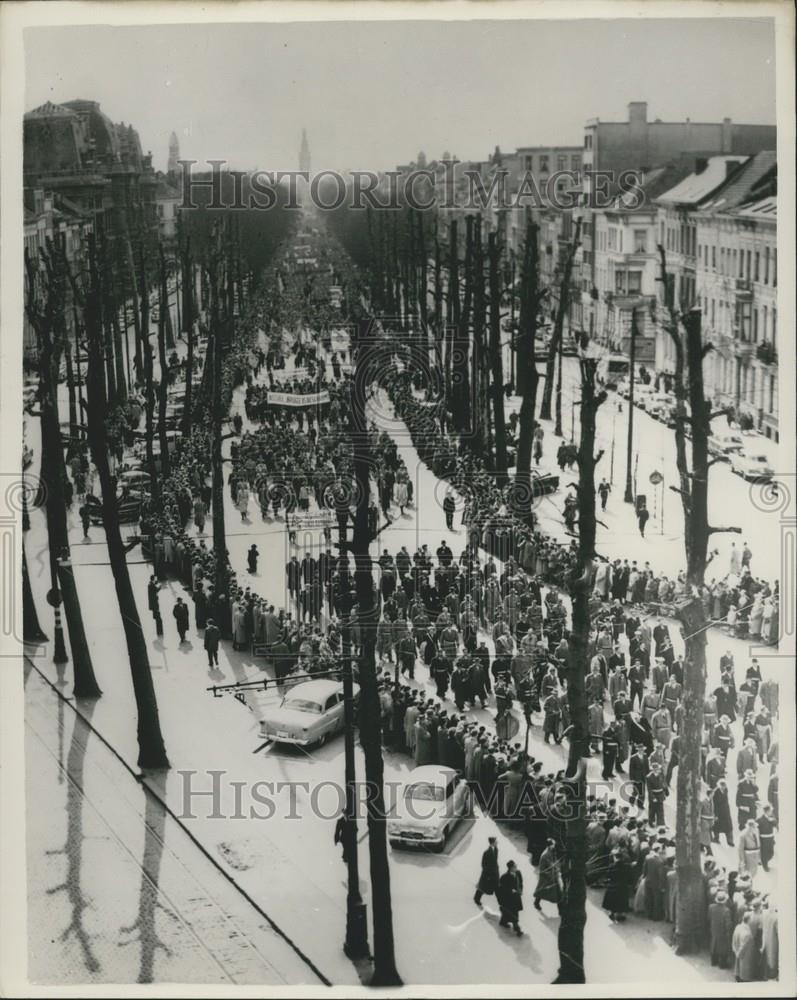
[24, 18, 776, 173]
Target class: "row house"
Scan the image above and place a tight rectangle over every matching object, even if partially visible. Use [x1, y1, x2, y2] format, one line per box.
[591, 162, 693, 360]
[653, 150, 777, 439]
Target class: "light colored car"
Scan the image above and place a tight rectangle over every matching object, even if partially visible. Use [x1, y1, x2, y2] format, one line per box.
[729, 451, 774, 482]
[633, 383, 655, 409]
[708, 431, 745, 457]
[388, 765, 471, 852]
[258, 678, 358, 747]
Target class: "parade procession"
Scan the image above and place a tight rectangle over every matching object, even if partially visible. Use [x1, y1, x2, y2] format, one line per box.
[4, 5, 794, 998]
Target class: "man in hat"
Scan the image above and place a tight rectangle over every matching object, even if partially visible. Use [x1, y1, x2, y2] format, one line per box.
[646, 761, 668, 827]
[708, 889, 734, 968]
[474, 836, 499, 906]
[736, 770, 759, 828]
[204, 617, 220, 667]
[756, 804, 777, 872]
[738, 818, 762, 879]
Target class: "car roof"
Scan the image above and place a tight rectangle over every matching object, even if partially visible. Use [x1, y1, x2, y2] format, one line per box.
[284, 679, 343, 700]
[406, 765, 458, 786]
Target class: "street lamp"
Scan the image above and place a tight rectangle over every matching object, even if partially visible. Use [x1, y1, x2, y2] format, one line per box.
[46, 549, 69, 667]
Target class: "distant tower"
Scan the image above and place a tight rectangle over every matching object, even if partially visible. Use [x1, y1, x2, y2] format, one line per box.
[167, 131, 180, 177]
[299, 128, 311, 174]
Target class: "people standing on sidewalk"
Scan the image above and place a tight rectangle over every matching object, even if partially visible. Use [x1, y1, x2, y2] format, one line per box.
[497, 860, 524, 935]
[204, 618, 220, 667]
[473, 836, 499, 906]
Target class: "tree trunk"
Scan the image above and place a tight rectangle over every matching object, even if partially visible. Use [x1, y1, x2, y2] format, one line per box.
[84, 237, 169, 770]
[540, 219, 581, 421]
[556, 359, 606, 983]
[209, 258, 229, 635]
[446, 220, 459, 417]
[123, 231, 144, 382]
[25, 246, 101, 699]
[181, 238, 194, 437]
[351, 319, 402, 987]
[157, 246, 171, 479]
[140, 248, 158, 501]
[23, 547, 48, 642]
[487, 232, 508, 473]
[514, 218, 540, 525]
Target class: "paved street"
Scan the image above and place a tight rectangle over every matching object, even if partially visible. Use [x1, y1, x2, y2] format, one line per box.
[22, 336, 781, 985]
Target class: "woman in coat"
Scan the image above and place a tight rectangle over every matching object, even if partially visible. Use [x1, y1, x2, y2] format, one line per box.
[602, 848, 632, 921]
[414, 717, 434, 765]
[534, 840, 562, 911]
[193, 583, 208, 630]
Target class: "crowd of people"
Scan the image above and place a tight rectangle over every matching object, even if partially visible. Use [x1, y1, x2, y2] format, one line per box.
[78, 224, 782, 983]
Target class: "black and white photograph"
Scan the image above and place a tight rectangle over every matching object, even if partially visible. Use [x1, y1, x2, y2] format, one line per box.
[0, 1, 794, 995]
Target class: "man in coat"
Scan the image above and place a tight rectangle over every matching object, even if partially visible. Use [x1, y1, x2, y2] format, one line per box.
[204, 618, 220, 667]
[711, 778, 734, 846]
[732, 912, 757, 982]
[534, 839, 562, 912]
[642, 844, 666, 920]
[738, 819, 762, 879]
[756, 804, 777, 871]
[474, 837, 499, 906]
[646, 762, 668, 826]
[497, 860, 524, 934]
[173, 596, 190, 643]
[736, 770, 759, 828]
[736, 737, 758, 778]
[708, 890, 734, 968]
[629, 744, 649, 810]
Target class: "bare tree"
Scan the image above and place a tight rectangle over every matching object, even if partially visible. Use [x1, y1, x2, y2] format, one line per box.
[350, 318, 402, 987]
[81, 234, 169, 769]
[24, 241, 100, 698]
[657, 248, 741, 952]
[555, 357, 606, 983]
[540, 218, 582, 421]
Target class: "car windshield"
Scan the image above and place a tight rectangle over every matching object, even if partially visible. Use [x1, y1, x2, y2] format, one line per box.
[750, 455, 767, 463]
[405, 782, 445, 802]
[283, 698, 323, 713]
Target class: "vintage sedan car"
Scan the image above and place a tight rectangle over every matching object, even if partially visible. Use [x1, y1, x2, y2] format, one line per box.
[388, 765, 471, 852]
[708, 431, 745, 457]
[258, 678, 358, 747]
[729, 450, 774, 482]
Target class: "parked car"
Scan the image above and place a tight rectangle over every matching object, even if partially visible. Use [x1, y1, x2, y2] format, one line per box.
[388, 766, 471, 852]
[708, 431, 745, 457]
[729, 451, 774, 482]
[258, 678, 358, 748]
[633, 384, 655, 410]
[646, 394, 673, 420]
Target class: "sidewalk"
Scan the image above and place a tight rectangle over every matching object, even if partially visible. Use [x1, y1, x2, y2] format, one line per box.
[24, 664, 322, 986]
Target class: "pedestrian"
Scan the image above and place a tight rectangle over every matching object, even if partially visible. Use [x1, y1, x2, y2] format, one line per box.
[247, 544, 259, 574]
[732, 913, 757, 982]
[637, 505, 649, 538]
[646, 761, 668, 826]
[334, 812, 352, 864]
[738, 819, 762, 879]
[708, 891, 734, 968]
[496, 860, 524, 935]
[602, 847, 632, 922]
[711, 778, 734, 847]
[757, 804, 777, 871]
[443, 489, 456, 532]
[473, 836, 499, 906]
[534, 839, 562, 913]
[598, 478, 610, 512]
[204, 617, 220, 667]
[173, 596, 189, 643]
[79, 502, 91, 539]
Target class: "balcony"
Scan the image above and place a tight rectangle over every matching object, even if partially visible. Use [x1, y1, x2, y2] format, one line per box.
[735, 277, 753, 302]
[733, 338, 755, 360]
[756, 341, 778, 365]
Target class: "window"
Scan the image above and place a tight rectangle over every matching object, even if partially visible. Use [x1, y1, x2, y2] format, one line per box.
[615, 270, 626, 293]
[557, 155, 567, 171]
[752, 308, 759, 343]
[773, 248, 777, 286]
[769, 374, 775, 414]
[539, 155, 550, 174]
[633, 229, 647, 253]
[712, 245, 716, 269]
[628, 270, 642, 293]
[711, 299, 715, 326]
[524, 156, 533, 171]
[584, 134, 593, 150]
[754, 251, 760, 282]
[571, 155, 581, 171]
[763, 247, 770, 284]
[734, 249, 740, 277]
[762, 305, 768, 340]
[608, 227, 617, 251]
[745, 249, 751, 280]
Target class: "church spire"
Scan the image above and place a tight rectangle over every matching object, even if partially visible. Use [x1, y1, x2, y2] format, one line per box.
[167, 130, 180, 177]
[299, 128, 311, 174]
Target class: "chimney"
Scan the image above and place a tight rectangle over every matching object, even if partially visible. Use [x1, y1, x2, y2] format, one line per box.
[695, 157, 708, 175]
[628, 102, 648, 127]
[721, 117, 732, 153]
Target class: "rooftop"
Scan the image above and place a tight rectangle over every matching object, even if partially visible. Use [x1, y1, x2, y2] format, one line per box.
[656, 156, 749, 206]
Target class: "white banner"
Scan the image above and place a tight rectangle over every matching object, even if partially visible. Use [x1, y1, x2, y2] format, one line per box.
[266, 390, 330, 407]
[288, 510, 336, 531]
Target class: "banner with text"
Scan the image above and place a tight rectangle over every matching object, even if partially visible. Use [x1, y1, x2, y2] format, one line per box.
[267, 390, 330, 407]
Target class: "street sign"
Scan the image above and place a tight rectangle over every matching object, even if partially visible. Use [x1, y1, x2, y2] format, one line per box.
[649, 471, 663, 485]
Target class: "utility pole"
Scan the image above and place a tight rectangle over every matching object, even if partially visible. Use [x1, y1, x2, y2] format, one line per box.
[623, 308, 638, 504]
[554, 307, 565, 437]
